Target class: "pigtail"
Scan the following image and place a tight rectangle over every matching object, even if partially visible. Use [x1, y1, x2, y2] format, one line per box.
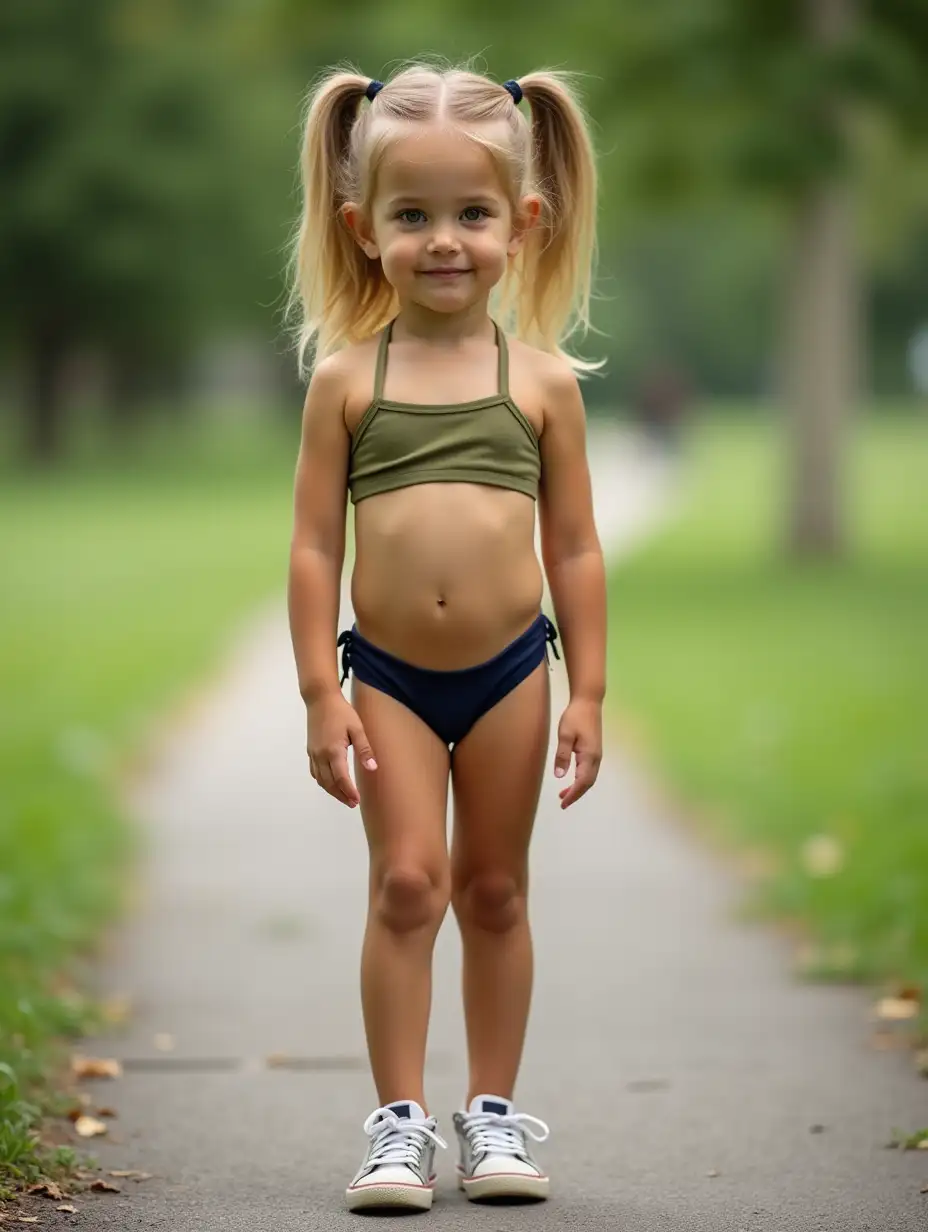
[507, 72, 599, 371]
[285, 68, 394, 375]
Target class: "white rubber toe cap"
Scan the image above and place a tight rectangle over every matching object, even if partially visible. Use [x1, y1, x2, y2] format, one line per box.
[471, 1153, 544, 1179]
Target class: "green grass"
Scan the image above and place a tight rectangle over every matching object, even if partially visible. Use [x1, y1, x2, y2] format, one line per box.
[0, 412, 299, 1191]
[607, 409, 928, 998]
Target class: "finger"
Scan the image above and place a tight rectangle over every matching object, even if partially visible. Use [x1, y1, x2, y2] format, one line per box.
[553, 731, 574, 780]
[315, 756, 336, 795]
[559, 753, 600, 808]
[317, 757, 353, 806]
[328, 750, 360, 808]
[308, 754, 318, 781]
[348, 721, 378, 772]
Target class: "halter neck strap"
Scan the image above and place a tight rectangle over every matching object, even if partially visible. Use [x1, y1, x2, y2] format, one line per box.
[372, 319, 393, 402]
[494, 322, 509, 398]
[372, 319, 508, 401]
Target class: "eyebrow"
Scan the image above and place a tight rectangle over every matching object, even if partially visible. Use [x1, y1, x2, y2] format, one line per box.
[384, 194, 501, 210]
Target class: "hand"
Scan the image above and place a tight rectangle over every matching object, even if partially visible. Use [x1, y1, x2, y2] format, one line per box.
[306, 692, 377, 808]
[553, 698, 602, 809]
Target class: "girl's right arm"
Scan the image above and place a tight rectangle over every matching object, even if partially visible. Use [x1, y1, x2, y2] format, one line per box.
[288, 357, 376, 808]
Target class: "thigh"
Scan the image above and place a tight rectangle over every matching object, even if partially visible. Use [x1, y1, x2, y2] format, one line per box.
[352, 680, 452, 883]
[450, 662, 551, 879]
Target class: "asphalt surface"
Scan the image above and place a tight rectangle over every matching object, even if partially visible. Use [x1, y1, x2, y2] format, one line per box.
[53, 428, 926, 1230]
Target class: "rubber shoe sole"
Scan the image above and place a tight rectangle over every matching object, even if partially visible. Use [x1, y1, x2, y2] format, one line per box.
[458, 1167, 549, 1202]
[346, 1178, 434, 1212]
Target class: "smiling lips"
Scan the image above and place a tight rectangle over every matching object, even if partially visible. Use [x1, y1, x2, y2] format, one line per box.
[420, 268, 471, 277]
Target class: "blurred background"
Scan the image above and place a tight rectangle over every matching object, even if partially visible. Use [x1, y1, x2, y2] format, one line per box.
[1, 0, 926, 1186]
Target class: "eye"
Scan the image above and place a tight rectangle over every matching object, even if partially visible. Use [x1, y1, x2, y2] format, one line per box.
[461, 206, 489, 222]
[397, 208, 426, 224]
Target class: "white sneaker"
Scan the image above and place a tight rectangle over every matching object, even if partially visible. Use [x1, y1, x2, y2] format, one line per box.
[345, 1100, 446, 1212]
[452, 1094, 550, 1202]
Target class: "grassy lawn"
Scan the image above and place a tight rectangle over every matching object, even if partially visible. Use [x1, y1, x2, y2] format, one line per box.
[0, 413, 300, 1191]
[607, 410, 928, 1002]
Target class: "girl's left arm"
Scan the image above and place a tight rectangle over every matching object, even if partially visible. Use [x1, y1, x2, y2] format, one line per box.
[538, 362, 607, 809]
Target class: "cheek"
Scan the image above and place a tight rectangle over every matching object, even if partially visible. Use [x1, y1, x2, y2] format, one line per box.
[382, 235, 420, 269]
[470, 228, 509, 268]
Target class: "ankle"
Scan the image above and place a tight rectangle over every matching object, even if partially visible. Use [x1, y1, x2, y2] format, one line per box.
[377, 1093, 430, 1115]
[463, 1089, 514, 1109]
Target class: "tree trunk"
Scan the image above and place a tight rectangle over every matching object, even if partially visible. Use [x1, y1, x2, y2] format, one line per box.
[783, 180, 857, 557]
[25, 321, 69, 465]
[783, 0, 859, 559]
[107, 348, 149, 442]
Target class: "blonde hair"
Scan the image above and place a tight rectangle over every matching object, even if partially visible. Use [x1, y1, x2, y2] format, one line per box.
[285, 62, 599, 376]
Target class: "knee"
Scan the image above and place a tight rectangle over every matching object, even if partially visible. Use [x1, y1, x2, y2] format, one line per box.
[374, 866, 449, 934]
[453, 870, 525, 934]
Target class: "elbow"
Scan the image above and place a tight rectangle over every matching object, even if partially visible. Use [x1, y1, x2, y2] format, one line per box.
[290, 529, 345, 565]
[542, 534, 603, 574]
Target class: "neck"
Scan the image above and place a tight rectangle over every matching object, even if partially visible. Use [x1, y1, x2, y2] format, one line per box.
[391, 299, 494, 345]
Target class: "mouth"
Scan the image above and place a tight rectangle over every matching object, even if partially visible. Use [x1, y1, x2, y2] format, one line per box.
[419, 269, 472, 278]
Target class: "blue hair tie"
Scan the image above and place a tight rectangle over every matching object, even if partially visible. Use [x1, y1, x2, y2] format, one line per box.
[502, 79, 523, 105]
[366, 80, 384, 102]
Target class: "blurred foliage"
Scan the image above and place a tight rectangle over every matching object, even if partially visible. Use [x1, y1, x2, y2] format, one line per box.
[608, 410, 928, 997]
[0, 0, 295, 456]
[0, 415, 296, 1186]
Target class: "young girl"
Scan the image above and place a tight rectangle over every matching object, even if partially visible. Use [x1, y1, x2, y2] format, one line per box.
[286, 62, 606, 1213]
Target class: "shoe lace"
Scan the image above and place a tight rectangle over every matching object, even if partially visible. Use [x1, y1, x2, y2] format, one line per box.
[363, 1108, 447, 1168]
[461, 1111, 550, 1158]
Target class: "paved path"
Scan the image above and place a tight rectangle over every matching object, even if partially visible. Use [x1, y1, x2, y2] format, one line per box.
[66, 426, 926, 1230]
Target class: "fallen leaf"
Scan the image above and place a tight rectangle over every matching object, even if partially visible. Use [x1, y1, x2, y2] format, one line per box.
[108, 1170, 152, 1181]
[16, 1220, 40, 1226]
[96, 1107, 118, 1118]
[55, 1207, 77, 1215]
[919, 1139, 928, 1150]
[71, 1056, 122, 1080]
[89, 1180, 120, 1193]
[707, 1168, 720, 1178]
[153, 1033, 175, 1053]
[875, 997, 919, 1022]
[921, 1183, 928, 1194]
[28, 1184, 63, 1202]
[66, 1093, 94, 1120]
[74, 1115, 108, 1138]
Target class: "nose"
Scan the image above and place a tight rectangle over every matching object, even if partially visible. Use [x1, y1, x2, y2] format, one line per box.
[426, 224, 460, 254]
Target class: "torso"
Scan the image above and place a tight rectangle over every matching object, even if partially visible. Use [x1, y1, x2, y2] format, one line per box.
[340, 325, 550, 669]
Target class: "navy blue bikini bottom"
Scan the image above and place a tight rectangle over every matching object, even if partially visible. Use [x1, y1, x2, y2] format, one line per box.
[337, 614, 560, 747]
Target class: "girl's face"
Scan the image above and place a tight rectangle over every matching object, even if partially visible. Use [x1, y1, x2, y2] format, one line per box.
[345, 123, 536, 314]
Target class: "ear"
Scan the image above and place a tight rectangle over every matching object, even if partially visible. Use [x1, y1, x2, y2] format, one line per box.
[341, 202, 380, 259]
[507, 194, 542, 256]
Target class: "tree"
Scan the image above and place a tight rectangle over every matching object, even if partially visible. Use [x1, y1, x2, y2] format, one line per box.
[0, 0, 283, 462]
[592, 0, 928, 556]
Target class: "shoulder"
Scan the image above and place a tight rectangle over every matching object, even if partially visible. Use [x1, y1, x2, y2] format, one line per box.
[506, 339, 581, 437]
[306, 340, 372, 396]
[509, 339, 580, 396]
[541, 352, 582, 408]
[303, 336, 382, 429]
[517, 342, 583, 422]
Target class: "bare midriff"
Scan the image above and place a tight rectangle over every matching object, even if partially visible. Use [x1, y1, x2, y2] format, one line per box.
[351, 482, 543, 670]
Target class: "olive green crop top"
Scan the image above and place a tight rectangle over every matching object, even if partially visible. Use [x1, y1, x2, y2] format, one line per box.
[347, 320, 541, 505]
